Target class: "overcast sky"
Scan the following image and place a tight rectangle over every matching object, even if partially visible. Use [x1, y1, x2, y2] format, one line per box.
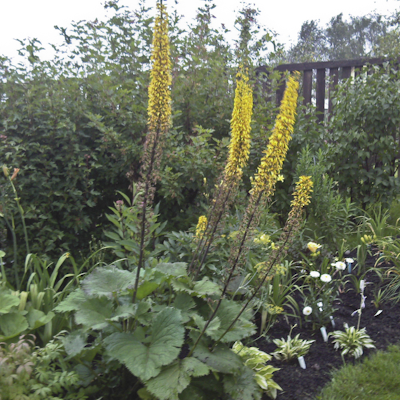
[1, 0, 399, 61]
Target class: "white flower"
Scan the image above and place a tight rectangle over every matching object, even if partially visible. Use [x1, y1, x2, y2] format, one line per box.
[345, 258, 354, 264]
[317, 302, 323, 308]
[310, 271, 320, 278]
[320, 274, 332, 283]
[303, 306, 312, 316]
[359, 279, 365, 292]
[335, 261, 346, 271]
[300, 269, 307, 274]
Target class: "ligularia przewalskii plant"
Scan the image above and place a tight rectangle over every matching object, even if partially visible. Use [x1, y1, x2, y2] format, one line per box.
[54, 3, 314, 399]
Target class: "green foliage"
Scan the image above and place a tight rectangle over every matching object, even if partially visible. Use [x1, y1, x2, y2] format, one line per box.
[326, 64, 400, 208]
[232, 341, 282, 399]
[271, 332, 315, 360]
[330, 324, 376, 359]
[0, 334, 89, 400]
[318, 344, 400, 400]
[0, 285, 54, 342]
[54, 254, 258, 399]
[294, 146, 356, 250]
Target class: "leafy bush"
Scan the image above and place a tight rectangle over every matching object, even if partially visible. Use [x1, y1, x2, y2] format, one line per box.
[326, 63, 400, 208]
[0, 334, 89, 400]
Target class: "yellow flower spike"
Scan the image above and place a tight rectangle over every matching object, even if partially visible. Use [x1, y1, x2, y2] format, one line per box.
[224, 68, 253, 182]
[250, 72, 300, 199]
[195, 215, 207, 239]
[147, 1, 172, 135]
[290, 176, 313, 210]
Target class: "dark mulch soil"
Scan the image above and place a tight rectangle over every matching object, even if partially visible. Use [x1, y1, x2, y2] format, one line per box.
[257, 251, 400, 400]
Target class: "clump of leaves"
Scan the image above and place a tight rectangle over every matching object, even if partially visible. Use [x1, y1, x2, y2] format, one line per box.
[0, 334, 89, 400]
[232, 341, 282, 399]
[271, 332, 315, 361]
[330, 324, 375, 359]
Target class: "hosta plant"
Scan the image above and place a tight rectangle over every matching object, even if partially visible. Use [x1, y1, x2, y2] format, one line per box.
[330, 323, 376, 359]
[232, 341, 282, 399]
[271, 332, 315, 361]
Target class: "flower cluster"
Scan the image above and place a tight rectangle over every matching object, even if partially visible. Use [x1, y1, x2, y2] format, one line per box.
[147, 1, 172, 135]
[250, 72, 300, 199]
[195, 215, 208, 239]
[224, 68, 253, 182]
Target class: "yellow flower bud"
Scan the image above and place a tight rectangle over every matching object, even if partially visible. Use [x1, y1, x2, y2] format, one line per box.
[307, 242, 321, 253]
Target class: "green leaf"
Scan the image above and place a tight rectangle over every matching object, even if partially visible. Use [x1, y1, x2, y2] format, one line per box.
[193, 341, 243, 374]
[81, 266, 136, 298]
[155, 262, 187, 278]
[212, 299, 256, 342]
[63, 330, 88, 358]
[145, 358, 209, 400]
[172, 293, 196, 323]
[0, 287, 20, 313]
[104, 307, 185, 380]
[109, 301, 151, 322]
[193, 277, 222, 297]
[0, 312, 29, 339]
[74, 297, 114, 330]
[136, 281, 160, 300]
[223, 366, 260, 400]
[26, 309, 55, 329]
[192, 314, 221, 337]
[54, 289, 87, 313]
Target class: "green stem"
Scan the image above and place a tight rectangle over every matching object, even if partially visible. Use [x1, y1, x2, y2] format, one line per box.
[212, 225, 294, 350]
[188, 192, 263, 356]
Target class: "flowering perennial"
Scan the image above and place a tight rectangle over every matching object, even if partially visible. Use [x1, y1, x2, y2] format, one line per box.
[195, 215, 208, 239]
[251, 72, 300, 199]
[147, 1, 172, 135]
[225, 68, 253, 181]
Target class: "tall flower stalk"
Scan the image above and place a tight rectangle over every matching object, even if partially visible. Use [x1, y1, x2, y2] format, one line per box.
[190, 67, 253, 277]
[212, 175, 313, 347]
[133, 0, 171, 303]
[225, 72, 300, 289]
[190, 73, 301, 354]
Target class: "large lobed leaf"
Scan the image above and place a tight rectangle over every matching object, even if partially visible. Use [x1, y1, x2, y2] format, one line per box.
[104, 307, 185, 380]
[81, 265, 136, 298]
[145, 357, 210, 400]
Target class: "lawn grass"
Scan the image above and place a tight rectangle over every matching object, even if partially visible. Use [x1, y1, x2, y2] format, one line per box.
[317, 344, 400, 400]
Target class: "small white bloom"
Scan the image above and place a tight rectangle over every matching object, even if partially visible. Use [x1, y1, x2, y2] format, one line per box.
[359, 279, 365, 292]
[303, 306, 312, 316]
[317, 302, 323, 308]
[300, 269, 307, 274]
[335, 261, 346, 271]
[345, 258, 354, 264]
[320, 274, 332, 283]
[310, 271, 320, 278]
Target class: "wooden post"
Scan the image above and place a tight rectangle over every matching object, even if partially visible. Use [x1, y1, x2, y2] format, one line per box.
[276, 72, 285, 107]
[329, 67, 339, 118]
[342, 66, 352, 79]
[303, 70, 312, 106]
[316, 68, 325, 122]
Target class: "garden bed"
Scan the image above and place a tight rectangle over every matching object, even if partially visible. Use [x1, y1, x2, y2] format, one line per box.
[256, 251, 400, 400]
